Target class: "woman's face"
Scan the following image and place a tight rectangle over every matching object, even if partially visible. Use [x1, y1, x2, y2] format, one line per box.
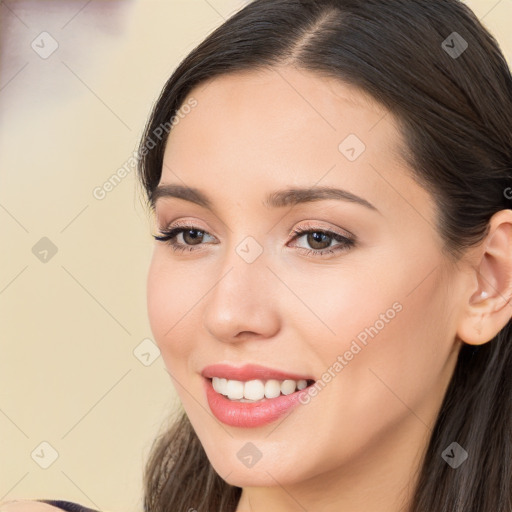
[146, 67, 466, 492]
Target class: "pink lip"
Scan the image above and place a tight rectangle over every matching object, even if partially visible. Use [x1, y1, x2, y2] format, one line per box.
[200, 363, 314, 382]
[203, 377, 312, 428]
[201, 363, 315, 428]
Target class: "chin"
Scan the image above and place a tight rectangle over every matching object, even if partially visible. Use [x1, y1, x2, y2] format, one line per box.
[205, 449, 310, 489]
[219, 466, 289, 488]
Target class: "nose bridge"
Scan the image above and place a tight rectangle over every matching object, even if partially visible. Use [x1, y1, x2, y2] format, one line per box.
[210, 235, 271, 310]
[202, 235, 280, 341]
[216, 231, 269, 291]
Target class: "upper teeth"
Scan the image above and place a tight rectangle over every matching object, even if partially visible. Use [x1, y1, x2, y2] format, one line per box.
[212, 377, 308, 401]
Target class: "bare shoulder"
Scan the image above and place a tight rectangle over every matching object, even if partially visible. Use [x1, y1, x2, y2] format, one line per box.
[0, 500, 64, 512]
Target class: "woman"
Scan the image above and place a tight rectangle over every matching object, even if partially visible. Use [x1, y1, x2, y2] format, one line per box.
[4, 0, 511, 510]
[139, 0, 512, 511]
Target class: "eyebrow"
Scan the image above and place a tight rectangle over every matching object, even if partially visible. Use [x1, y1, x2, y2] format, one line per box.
[150, 184, 378, 212]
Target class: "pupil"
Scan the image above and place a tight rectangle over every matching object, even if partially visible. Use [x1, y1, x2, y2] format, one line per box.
[184, 229, 203, 245]
[308, 232, 329, 249]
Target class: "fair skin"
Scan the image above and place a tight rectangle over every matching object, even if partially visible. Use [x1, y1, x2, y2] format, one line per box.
[147, 66, 512, 512]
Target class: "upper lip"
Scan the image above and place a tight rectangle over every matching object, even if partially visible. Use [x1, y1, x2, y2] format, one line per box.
[200, 363, 315, 382]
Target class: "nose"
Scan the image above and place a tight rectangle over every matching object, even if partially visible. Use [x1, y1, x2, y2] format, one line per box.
[202, 249, 281, 344]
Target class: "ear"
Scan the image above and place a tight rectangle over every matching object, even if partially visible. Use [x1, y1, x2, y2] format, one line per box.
[456, 209, 512, 345]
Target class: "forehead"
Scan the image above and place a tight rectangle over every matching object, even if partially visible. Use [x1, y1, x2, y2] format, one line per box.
[159, 66, 434, 227]
[169, 66, 393, 148]
[163, 66, 403, 174]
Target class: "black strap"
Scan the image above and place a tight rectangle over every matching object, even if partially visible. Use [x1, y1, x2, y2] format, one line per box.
[36, 500, 101, 512]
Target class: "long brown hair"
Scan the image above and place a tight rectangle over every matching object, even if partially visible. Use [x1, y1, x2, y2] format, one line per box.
[137, 1, 512, 510]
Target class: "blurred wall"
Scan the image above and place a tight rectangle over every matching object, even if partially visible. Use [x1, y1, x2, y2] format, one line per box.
[0, 1, 510, 511]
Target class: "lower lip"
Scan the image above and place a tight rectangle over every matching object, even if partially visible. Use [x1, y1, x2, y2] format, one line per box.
[204, 377, 312, 428]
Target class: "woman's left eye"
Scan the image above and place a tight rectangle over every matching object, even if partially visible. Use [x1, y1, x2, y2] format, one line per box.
[287, 227, 356, 257]
[153, 225, 356, 257]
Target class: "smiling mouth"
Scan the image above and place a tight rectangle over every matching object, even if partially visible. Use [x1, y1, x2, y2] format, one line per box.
[208, 377, 316, 402]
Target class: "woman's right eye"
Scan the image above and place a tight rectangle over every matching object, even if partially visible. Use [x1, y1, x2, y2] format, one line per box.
[153, 225, 216, 253]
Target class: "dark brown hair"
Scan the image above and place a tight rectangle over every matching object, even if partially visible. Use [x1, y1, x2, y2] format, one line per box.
[137, 1, 512, 510]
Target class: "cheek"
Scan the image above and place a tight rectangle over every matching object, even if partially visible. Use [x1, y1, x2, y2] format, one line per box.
[146, 254, 201, 363]
[313, 258, 452, 425]
[296, 243, 452, 400]
[287, 257, 397, 361]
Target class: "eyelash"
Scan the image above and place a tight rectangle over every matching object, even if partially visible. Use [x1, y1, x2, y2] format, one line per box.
[153, 223, 356, 258]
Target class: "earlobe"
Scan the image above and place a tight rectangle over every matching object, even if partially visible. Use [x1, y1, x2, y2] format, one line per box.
[456, 209, 512, 346]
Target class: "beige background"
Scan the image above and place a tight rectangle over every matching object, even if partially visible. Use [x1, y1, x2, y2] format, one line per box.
[0, 1, 510, 511]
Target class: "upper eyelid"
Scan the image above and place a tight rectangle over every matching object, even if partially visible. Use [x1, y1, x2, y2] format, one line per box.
[290, 221, 354, 239]
[159, 222, 344, 233]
